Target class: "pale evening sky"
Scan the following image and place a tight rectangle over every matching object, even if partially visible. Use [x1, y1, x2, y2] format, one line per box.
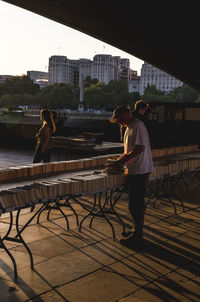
[0, 1, 144, 77]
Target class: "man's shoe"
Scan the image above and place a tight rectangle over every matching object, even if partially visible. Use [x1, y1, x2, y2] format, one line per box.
[120, 233, 143, 248]
[121, 228, 134, 238]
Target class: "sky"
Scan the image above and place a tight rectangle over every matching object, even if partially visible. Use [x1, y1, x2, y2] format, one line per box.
[0, 1, 144, 76]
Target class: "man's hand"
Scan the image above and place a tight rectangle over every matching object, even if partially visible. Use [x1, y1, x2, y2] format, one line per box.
[114, 159, 124, 167]
[104, 158, 125, 175]
[105, 159, 124, 167]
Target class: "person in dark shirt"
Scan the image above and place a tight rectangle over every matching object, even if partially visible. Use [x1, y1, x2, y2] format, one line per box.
[119, 100, 149, 142]
[132, 100, 149, 125]
[33, 109, 56, 163]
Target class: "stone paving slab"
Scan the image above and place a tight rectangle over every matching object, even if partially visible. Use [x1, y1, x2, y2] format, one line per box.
[1, 199, 200, 302]
[33, 249, 105, 287]
[0, 148, 58, 169]
[119, 271, 200, 302]
[1, 149, 200, 301]
[57, 268, 140, 302]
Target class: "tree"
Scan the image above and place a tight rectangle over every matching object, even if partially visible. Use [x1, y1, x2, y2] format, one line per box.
[129, 92, 141, 107]
[0, 75, 40, 96]
[83, 76, 99, 88]
[195, 95, 200, 103]
[143, 85, 172, 103]
[36, 83, 76, 109]
[0, 93, 36, 108]
[169, 84, 199, 103]
[83, 79, 131, 110]
[105, 79, 128, 94]
[84, 85, 103, 108]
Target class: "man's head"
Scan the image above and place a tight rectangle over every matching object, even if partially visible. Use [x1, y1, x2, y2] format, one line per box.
[134, 100, 149, 115]
[109, 105, 132, 127]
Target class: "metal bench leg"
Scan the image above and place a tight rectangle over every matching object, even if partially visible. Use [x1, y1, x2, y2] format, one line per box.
[16, 209, 34, 269]
[54, 199, 70, 230]
[16, 203, 46, 238]
[79, 193, 97, 232]
[64, 198, 79, 226]
[0, 237, 17, 278]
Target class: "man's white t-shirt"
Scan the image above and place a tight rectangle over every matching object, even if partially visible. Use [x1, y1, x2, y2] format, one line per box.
[124, 119, 153, 175]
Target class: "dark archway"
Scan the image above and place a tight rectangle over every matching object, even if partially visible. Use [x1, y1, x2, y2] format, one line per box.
[3, 0, 200, 92]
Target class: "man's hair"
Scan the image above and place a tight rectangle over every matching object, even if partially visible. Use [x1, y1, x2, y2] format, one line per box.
[113, 105, 131, 116]
[109, 105, 131, 123]
[134, 100, 149, 111]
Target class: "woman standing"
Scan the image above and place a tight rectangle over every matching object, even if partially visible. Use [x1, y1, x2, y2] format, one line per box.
[33, 109, 56, 163]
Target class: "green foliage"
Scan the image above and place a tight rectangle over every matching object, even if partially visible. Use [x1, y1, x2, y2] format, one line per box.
[0, 93, 35, 107]
[0, 75, 40, 96]
[144, 85, 165, 97]
[83, 76, 99, 88]
[169, 84, 199, 103]
[1, 75, 199, 110]
[143, 84, 199, 103]
[143, 85, 165, 103]
[195, 95, 200, 103]
[84, 79, 132, 110]
[36, 83, 75, 109]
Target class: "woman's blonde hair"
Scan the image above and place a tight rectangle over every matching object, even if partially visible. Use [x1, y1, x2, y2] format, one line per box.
[40, 109, 56, 133]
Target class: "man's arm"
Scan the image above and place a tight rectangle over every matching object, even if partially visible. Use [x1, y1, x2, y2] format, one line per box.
[117, 145, 145, 165]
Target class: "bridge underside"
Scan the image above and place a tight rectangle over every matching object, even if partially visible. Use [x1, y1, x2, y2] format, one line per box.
[3, 0, 200, 92]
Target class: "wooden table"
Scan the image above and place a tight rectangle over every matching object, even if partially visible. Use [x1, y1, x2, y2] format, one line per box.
[50, 141, 123, 160]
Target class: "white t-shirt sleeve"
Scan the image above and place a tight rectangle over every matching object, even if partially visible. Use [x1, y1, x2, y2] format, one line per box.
[134, 122, 146, 146]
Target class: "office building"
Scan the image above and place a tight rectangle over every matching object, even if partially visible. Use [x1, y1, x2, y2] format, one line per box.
[139, 62, 183, 95]
[48, 56, 79, 86]
[27, 70, 49, 89]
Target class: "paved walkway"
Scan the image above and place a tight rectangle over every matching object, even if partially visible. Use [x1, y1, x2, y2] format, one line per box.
[0, 148, 60, 169]
[0, 149, 200, 301]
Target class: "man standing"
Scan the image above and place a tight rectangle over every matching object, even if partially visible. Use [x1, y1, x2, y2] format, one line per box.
[132, 99, 149, 126]
[109, 105, 153, 246]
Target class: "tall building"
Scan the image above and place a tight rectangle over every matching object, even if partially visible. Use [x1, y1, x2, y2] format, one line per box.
[120, 58, 130, 69]
[79, 54, 136, 84]
[112, 56, 121, 80]
[48, 54, 137, 87]
[48, 56, 79, 86]
[79, 58, 92, 82]
[139, 62, 183, 95]
[92, 54, 115, 84]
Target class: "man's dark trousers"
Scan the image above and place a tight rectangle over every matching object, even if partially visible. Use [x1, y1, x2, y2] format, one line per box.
[127, 173, 149, 238]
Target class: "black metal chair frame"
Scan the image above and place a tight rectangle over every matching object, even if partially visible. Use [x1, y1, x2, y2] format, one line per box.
[146, 172, 186, 215]
[0, 202, 40, 279]
[0, 185, 127, 278]
[190, 167, 200, 193]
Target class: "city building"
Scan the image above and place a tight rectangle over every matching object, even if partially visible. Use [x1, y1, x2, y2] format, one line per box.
[27, 70, 49, 89]
[139, 62, 183, 95]
[79, 58, 92, 82]
[35, 79, 49, 89]
[27, 70, 48, 83]
[129, 77, 140, 93]
[48, 56, 79, 86]
[91, 54, 115, 84]
[48, 54, 137, 87]
[112, 56, 121, 81]
[79, 54, 137, 85]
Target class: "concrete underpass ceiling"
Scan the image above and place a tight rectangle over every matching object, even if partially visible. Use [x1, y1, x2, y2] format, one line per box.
[3, 0, 200, 92]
